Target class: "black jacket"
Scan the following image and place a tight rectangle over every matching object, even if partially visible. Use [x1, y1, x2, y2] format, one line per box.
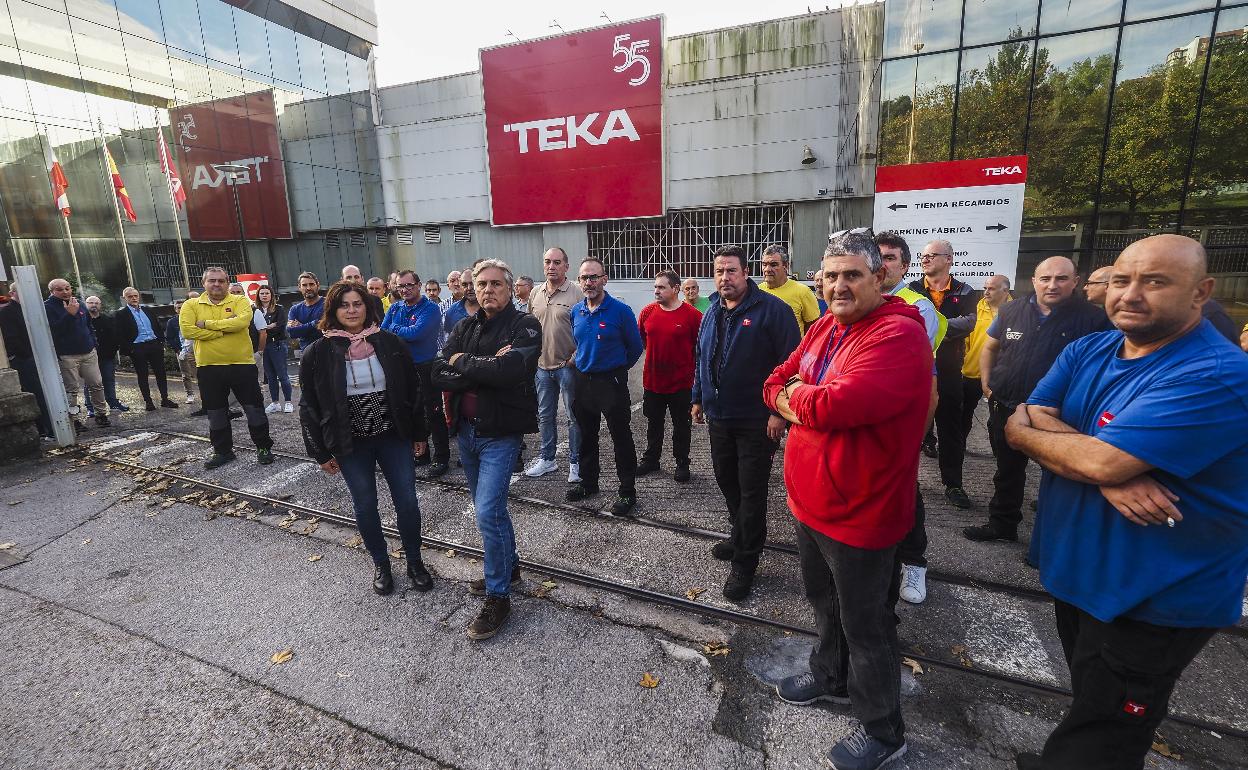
[255, 304, 288, 344]
[1202, 299, 1239, 345]
[111, 305, 160, 357]
[165, 316, 182, 352]
[988, 294, 1113, 409]
[907, 276, 979, 376]
[432, 302, 541, 437]
[0, 301, 31, 359]
[298, 330, 428, 464]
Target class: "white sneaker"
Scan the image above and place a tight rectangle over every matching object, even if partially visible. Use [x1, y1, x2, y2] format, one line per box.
[264, 402, 280, 414]
[185, 394, 195, 404]
[899, 565, 927, 604]
[283, 402, 294, 413]
[568, 462, 582, 484]
[524, 458, 558, 477]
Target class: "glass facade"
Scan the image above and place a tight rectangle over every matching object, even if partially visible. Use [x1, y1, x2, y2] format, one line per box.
[879, 0, 1248, 285]
[0, 0, 383, 306]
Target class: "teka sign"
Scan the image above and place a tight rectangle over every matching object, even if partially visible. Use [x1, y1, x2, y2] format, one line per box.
[480, 17, 664, 227]
[169, 90, 293, 241]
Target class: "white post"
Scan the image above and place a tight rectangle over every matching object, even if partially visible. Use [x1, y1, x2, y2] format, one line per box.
[14, 265, 74, 446]
[97, 120, 135, 289]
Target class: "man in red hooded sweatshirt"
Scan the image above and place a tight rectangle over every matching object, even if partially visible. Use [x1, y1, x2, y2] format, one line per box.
[763, 230, 932, 770]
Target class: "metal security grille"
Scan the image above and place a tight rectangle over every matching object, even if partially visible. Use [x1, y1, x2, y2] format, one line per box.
[453, 224, 471, 243]
[587, 205, 792, 279]
[375, 229, 390, 247]
[145, 241, 246, 289]
[423, 226, 440, 244]
[396, 228, 414, 245]
[349, 232, 366, 248]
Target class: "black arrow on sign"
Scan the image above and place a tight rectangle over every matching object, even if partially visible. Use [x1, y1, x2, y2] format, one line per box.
[985, 223, 1007, 232]
[888, 203, 908, 211]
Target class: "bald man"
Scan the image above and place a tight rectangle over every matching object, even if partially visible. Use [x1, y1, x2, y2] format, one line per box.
[965, 256, 1111, 544]
[1082, 265, 1112, 306]
[1007, 235, 1248, 769]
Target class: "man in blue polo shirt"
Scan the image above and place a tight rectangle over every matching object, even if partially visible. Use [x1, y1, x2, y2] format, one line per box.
[1005, 234, 1248, 770]
[382, 269, 450, 477]
[567, 257, 643, 516]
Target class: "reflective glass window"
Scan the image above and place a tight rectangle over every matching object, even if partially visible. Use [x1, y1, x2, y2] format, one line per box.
[877, 51, 958, 165]
[954, 40, 1033, 159]
[200, 0, 241, 70]
[1099, 13, 1214, 231]
[1025, 28, 1117, 233]
[323, 43, 349, 96]
[1040, 0, 1121, 35]
[67, 0, 120, 28]
[159, 0, 205, 58]
[122, 32, 175, 89]
[346, 52, 368, 100]
[267, 20, 300, 87]
[884, 0, 962, 57]
[1125, 0, 1214, 23]
[295, 32, 326, 94]
[234, 7, 272, 81]
[962, 0, 1038, 47]
[0, 0, 15, 48]
[1181, 6, 1248, 233]
[11, 0, 76, 64]
[115, 0, 164, 42]
[68, 16, 128, 78]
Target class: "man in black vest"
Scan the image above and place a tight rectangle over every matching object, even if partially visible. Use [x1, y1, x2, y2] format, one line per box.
[964, 256, 1111, 544]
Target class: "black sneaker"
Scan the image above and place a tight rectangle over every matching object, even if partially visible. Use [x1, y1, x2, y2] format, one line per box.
[145, 401, 157, 412]
[609, 494, 637, 517]
[635, 459, 659, 476]
[160, 399, 179, 409]
[944, 486, 972, 509]
[373, 564, 394, 595]
[95, 415, 111, 427]
[565, 483, 600, 502]
[711, 540, 734, 561]
[674, 465, 691, 483]
[963, 523, 1018, 542]
[426, 462, 449, 479]
[776, 671, 851, 706]
[825, 724, 906, 770]
[204, 452, 237, 470]
[467, 595, 511, 641]
[722, 562, 755, 601]
[407, 561, 433, 592]
[256, 447, 274, 465]
[921, 437, 937, 459]
[469, 564, 522, 596]
[190, 408, 207, 417]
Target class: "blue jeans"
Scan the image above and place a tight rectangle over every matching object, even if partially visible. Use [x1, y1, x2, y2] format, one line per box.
[535, 366, 580, 464]
[336, 431, 424, 568]
[91, 356, 125, 413]
[457, 424, 522, 596]
[262, 340, 292, 402]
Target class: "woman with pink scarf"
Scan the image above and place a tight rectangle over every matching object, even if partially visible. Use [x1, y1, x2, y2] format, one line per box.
[299, 281, 433, 595]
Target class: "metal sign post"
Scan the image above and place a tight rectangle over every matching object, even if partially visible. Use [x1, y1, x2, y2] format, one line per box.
[14, 265, 74, 446]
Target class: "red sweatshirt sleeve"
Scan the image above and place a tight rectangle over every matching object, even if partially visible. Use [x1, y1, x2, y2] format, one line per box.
[763, 329, 811, 410]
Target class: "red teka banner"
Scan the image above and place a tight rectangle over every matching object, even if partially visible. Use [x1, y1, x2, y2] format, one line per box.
[480, 16, 664, 226]
[168, 90, 293, 240]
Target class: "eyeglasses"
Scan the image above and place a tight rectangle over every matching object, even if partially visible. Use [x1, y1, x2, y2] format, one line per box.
[1085, 280, 1109, 286]
[829, 226, 874, 240]
[919, 253, 951, 260]
[579, 274, 604, 283]
[396, 282, 417, 289]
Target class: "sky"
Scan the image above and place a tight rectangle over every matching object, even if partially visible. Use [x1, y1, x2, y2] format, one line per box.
[372, 0, 853, 87]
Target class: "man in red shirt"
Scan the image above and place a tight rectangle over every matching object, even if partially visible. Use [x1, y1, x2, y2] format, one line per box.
[637, 270, 702, 482]
[764, 230, 932, 770]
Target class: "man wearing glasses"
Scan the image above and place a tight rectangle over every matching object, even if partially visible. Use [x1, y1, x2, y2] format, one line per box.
[567, 257, 644, 516]
[1082, 265, 1112, 307]
[382, 269, 451, 477]
[908, 240, 979, 510]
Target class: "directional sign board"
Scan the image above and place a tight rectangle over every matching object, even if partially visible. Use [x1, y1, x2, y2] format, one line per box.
[872, 155, 1027, 289]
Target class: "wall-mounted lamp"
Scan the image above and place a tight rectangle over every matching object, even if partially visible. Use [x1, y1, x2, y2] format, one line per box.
[801, 146, 817, 165]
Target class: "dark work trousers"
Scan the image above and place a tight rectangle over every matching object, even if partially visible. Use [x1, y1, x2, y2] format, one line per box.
[933, 362, 966, 488]
[198, 363, 272, 455]
[795, 520, 905, 748]
[641, 388, 692, 468]
[708, 419, 778, 570]
[10, 356, 51, 437]
[414, 359, 449, 464]
[129, 339, 170, 404]
[987, 398, 1030, 534]
[895, 482, 927, 568]
[571, 368, 637, 496]
[1041, 600, 1216, 769]
[959, 377, 984, 444]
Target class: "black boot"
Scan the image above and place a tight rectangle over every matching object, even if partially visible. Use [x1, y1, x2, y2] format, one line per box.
[373, 564, 394, 595]
[467, 595, 511, 640]
[406, 560, 433, 592]
[722, 561, 755, 602]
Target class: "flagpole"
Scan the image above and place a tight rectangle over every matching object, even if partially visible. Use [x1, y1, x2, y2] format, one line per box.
[156, 113, 192, 293]
[97, 120, 135, 289]
[40, 126, 84, 295]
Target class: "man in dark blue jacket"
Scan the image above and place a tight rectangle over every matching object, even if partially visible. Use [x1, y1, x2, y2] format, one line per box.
[567, 257, 644, 516]
[692, 245, 800, 600]
[45, 278, 108, 428]
[286, 272, 324, 356]
[381, 269, 450, 477]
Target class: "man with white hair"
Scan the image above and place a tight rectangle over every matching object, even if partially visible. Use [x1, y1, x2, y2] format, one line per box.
[115, 286, 178, 411]
[44, 278, 108, 428]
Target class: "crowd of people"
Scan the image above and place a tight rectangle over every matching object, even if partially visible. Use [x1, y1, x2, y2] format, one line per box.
[4, 230, 1247, 770]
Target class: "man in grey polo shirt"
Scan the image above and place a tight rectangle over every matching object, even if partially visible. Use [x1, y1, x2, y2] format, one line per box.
[525, 247, 584, 483]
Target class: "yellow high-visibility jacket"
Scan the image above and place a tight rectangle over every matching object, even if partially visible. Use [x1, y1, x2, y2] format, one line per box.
[179, 292, 256, 366]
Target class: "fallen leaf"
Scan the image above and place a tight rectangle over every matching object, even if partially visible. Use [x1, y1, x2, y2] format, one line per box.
[1151, 741, 1182, 760]
[81, 538, 92, 545]
[445, 549, 457, 558]
[336, 671, 350, 678]
[541, 580, 557, 589]
[902, 657, 925, 676]
[702, 642, 730, 657]
[7, 500, 22, 506]
[685, 587, 705, 600]
[345, 535, 364, 548]
[0, 542, 15, 550]
[270, 648, 295, 665]
[308, 554, 323, 562]
[639, 672, 660, 689]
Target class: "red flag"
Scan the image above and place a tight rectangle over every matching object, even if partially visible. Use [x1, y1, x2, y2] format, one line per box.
[157, 126, 186, 209]
[102, 141, 137, 222]
[42, 135, 70, 217]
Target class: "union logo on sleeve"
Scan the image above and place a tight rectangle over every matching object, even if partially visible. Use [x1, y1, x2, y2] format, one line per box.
[1122, 700, 1147, 717]
[742, 318, 752, 327]
[1098, 411, 1115, 427]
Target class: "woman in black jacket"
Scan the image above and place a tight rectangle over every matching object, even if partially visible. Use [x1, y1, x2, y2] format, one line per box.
[254, 286, 294, 413]
[299, 281, 433, 595]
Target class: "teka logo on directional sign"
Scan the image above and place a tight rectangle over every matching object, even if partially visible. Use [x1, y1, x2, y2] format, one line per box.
[481, 16, 664, 227]
[872, 155, 1028, 290]
[169, 90, 293, 241]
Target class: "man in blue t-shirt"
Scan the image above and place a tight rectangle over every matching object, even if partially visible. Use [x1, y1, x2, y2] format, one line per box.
[1004, 235, 1248, 770]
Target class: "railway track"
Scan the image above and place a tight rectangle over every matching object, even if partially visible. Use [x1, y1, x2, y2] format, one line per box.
[77, 437, 1248, 742]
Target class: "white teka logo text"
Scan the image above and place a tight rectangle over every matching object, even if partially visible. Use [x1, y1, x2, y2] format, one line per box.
[983, 165, 1023, 176]
[503, 110, 640, 153]
[190, 156, 270, 190]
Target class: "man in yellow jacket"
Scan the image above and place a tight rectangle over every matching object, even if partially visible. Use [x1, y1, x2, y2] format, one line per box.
[181, 266, 275, 468]
[960, 274, 1011, 444]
